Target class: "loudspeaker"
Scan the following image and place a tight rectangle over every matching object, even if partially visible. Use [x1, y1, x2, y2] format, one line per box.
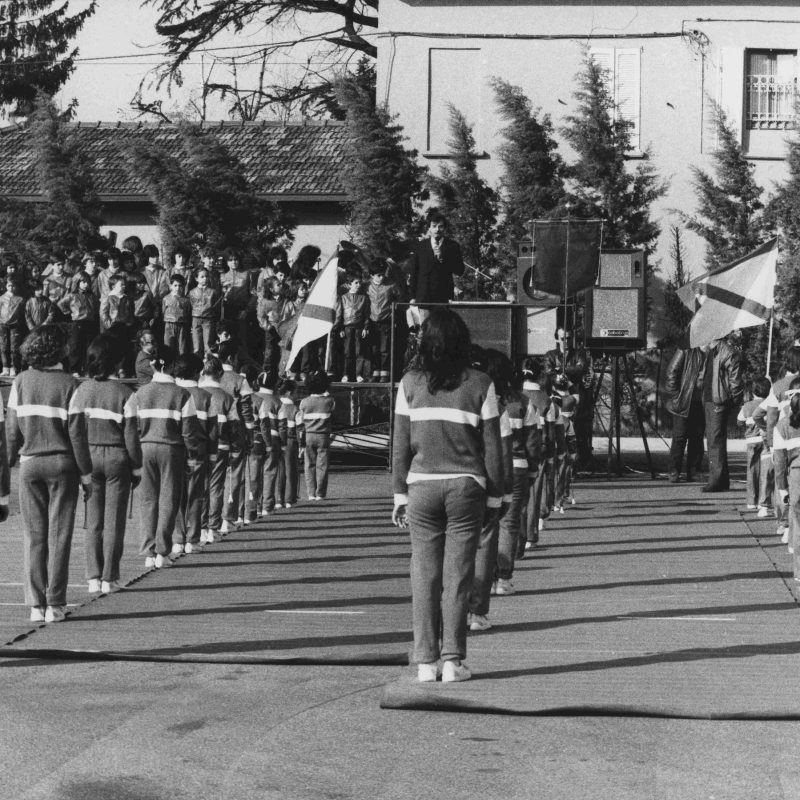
[451, 303, 516, 358]
[584, 288, 646, 351]
[520, 306, 559, 355]
[599, 249, 646, 288]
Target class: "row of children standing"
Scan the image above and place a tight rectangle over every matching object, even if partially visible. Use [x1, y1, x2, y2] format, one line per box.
[0, 239, 410, 386]
[0, 324, 335, 624]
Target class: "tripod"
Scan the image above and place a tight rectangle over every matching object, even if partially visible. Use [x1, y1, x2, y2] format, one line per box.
[591, 352, 655, 479]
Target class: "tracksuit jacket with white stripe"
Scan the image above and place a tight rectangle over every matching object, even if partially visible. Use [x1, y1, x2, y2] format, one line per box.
[392, 368, 505, 508]
[772, 417, 800, 492]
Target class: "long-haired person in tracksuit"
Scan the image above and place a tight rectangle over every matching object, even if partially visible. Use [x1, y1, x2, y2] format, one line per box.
[198, 356, 236, 544]
[298, 370, 335, 500]
[250, 371, 282, 520]
[7, 325, 93, 623]
[127, 344, 202, 569]
[392, 308, 504, 683]
[68, 335, 142, 595]
[772, 380, 800, 577]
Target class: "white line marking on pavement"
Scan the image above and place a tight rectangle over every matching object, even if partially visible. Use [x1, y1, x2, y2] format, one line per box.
[261, 610, 366, 615]
[619, 615, 737, 622]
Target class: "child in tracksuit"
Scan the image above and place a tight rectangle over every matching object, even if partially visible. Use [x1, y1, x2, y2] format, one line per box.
[218, 341, 255, 531]
[738, 376, 772, 516]
[189, 268, 221, 358]
[771, 384, 800, 577]
[127, 344, 203, 568]
[521, 357, 557, 548]
[276, 378, 300, 508]
[198, 356, 236, 544]
[58, 271, 100, 376]
[0, 277, 25, 375]
[7, 325, 93, 623]
[366, 259, 401, 382]
[172, 354, 211, 553]
[298, 371, 335, 500]
[100, 274, 134, 376]
[68, 334, 142, 594]
[163, 275, 192, 357]
[335, 270, 370, 383]
[552, 373, 579, 511]
[248, 371, 282, 521]
[25, 280, 54, 331]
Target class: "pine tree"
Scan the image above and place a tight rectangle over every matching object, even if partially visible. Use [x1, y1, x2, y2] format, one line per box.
[561, 51, 666, 251]
[660, 225, 693, 348]
[334, 75, 428, 260]
[124, 123, 295, 260]
[427, 105, 501, 299]
[0, 93, 103, 260]
[682, 104, 766, 270]
[492, 78, 566, 296]
[0, 1, 97, 116]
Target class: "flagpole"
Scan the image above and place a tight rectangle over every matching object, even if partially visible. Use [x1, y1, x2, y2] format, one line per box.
[563, 211, 571, 338]
[766, 312, 774, 377]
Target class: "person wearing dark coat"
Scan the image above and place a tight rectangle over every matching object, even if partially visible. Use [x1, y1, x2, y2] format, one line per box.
[408, 210, 465, 306]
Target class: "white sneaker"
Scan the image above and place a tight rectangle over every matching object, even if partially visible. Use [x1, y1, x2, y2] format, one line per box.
[340, 375, 351, 383]
[154, 554, 172, 568]
[284, 502, 292, 509]
[234, 517, 244, 530]
[356, 376, 364, 383]
[489, 581, 497, 595]
[206, 530, 217, 543]
[554, 505, 564, 514]
[87, 578, 102, 594]
[145, 556, 156, 568]
[0, 368, 8, 377]
[199, 529, 208, 543]
[524, 541, 534, 551]
[539, 518, 546, 530]
[495, 578, 515, 596]
[274, 503, 283, 509]
[8, 368, 16, 377]
[44, 605, 66, 623]
[184, 542, 196, 554]
[757, 506, 770, 518]
[30, 606, 45, 623]
[417, 662, 438, 682]
[171, 543, 184, 555]
[101, 580, 121, 594]
[566, 495, 576, 505]
[746, 504, 758, 511]
[468, 613, 491, 631]
[780, 527, 790, 544]
[220, 520, 231, 534]
[441, 661, 472, 683]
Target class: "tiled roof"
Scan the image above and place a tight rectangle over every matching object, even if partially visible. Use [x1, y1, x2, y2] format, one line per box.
[0, 120, 347, 201]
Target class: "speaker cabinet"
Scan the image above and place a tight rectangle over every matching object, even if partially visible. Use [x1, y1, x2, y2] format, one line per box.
[451, 303, 516, 358]
[520, 306, 559, 355]
[599, 249, 646, 288]
[584, 288, 646, 351]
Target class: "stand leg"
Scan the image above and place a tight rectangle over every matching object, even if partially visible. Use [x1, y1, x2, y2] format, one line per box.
[607, 356, 616, 479]
[614, 356, 622, 477]
[623, 355, 656, 480]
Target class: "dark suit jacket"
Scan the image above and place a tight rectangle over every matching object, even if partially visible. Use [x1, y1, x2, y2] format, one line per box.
[408, 238, 465, 304]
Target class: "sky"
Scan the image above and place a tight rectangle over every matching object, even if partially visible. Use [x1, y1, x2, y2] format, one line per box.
[57, 0, 337, 122]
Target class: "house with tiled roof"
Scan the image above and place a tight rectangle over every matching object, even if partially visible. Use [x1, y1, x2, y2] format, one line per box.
[0, 119, 349, 259]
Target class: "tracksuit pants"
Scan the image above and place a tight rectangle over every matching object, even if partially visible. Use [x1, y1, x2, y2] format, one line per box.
[176, 460, 207, 545]
[526, 456, 554, 543]
[191, 318, 216, 357]
[407, 477, 485, 664]
[497, 469, 528, 579]
[223, 447, 246, 522]
[279, 440, 299, 505]
[746, 442, 772, 508]
[203, 452, 229, 532]
[19, 454, 80, 608]
[704, 402, 731, 490]
[304, 433, 330, 499]
[469, 518, 499, 617]
[139, 443, 185, 558]
[245, 447, 265, 522]
[86, 445, 132, 582]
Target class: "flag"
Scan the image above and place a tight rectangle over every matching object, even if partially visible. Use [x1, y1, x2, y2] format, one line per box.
[286, 254, 340, 369]
[678, 238, 777, 348]
[528, 220, 602, 297]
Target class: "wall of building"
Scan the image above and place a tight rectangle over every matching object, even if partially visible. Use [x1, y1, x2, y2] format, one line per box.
[378, 1, 800, 337]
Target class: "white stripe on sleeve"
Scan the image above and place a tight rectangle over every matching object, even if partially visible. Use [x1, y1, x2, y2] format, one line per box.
[394, 382, 409, 416]
[85, 407, 124, 424]
[138, 408, 181, 421]
[480, 383, 499, 421]
[408, 407, 480, 426]
[15, 404, 68, 420]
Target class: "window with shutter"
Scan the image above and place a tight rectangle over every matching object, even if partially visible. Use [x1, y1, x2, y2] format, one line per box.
[590, 47, 642, 153]
[745, 49, 796, 130]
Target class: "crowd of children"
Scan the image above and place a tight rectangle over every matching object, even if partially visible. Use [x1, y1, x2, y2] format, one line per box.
[0, 323, 336, 624]
[0, 236, 410, 385]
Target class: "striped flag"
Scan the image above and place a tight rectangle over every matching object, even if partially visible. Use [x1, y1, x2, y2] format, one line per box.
[677, 238, 777, 348]
[286, 254, 340, 369]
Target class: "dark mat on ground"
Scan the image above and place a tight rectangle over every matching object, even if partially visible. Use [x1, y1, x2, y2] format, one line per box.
[382, 480, 800, 719]
[2, 470, 414, 664]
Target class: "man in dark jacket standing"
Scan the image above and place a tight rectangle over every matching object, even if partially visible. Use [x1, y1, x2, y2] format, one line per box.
[701, 335, 744, 492]
[408, 210, 465, 306]
[665, 347, 707, 482]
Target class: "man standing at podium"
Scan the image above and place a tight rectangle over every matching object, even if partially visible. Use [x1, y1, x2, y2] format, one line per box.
[408, 209, 465, 309]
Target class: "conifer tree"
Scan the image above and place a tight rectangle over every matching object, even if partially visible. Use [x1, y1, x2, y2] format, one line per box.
[427, 105, 501, 299]
[681, 105, 766, 270]
[660, 226, 693, 348]
[561, 51, 666, 251]
[124, 123, 295, 260]
[0, 1, 97, 116]
[0, 93, 103, 260]
[334, 75, 428, 260]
